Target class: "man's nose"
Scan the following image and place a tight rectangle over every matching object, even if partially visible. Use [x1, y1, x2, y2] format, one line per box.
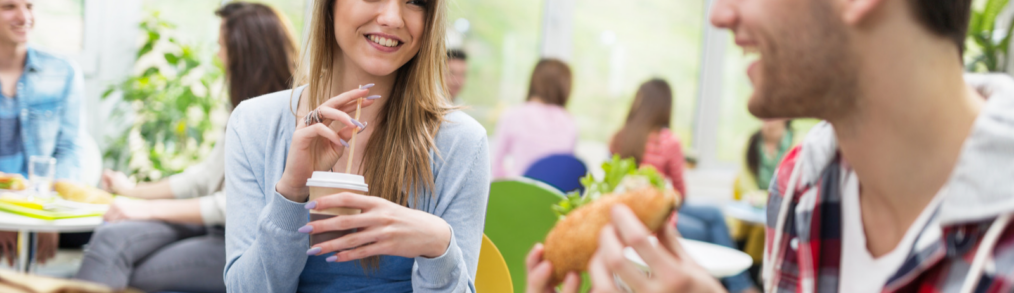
[709, 0, 738, 29]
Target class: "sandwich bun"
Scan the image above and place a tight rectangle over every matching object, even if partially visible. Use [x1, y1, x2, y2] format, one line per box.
[543, 186, 679, 283]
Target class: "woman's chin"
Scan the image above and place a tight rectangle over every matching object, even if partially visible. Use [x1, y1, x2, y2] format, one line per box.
[354, 58, 406, 78]
[366, 68, 397, 77]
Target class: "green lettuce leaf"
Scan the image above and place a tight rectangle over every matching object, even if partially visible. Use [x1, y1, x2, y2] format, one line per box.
[551, 155, 666, 219]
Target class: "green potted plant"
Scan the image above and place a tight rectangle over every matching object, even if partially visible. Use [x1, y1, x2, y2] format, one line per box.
[966, 0, 1014, 72]
[103, 12, 225, 182]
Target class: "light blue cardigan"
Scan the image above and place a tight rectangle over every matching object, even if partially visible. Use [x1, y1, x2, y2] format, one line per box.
[223, 86, 490, 292]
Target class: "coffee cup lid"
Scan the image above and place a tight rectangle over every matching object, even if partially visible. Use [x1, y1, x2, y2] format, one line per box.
[306, 172, 368, 192]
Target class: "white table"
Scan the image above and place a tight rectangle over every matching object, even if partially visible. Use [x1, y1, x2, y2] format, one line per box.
[0, 211, 103, 273]
[724, 201, 767, 225]
[625, 238, 753, 278]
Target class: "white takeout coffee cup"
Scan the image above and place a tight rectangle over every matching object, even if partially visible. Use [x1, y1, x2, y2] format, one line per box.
[306, 171, 368, 246]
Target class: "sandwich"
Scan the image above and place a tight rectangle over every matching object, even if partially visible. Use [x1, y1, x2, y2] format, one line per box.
[0, 173, 26, 191]
[543, 156, 681, 283]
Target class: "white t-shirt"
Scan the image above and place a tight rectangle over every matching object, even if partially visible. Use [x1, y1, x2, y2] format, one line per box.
[838, 167, 943, 293]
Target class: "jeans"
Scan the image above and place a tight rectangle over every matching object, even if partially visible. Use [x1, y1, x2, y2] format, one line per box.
[74, 221, 226, 293]
[677, 203, 756, 293]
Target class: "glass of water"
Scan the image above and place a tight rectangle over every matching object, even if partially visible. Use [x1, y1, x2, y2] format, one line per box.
[28, 156, 56, 197]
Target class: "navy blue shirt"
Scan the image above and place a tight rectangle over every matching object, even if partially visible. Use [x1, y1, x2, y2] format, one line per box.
[0, 96, 24, 174]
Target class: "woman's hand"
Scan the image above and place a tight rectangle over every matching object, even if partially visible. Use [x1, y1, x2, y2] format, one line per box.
[101, 170, 135, 195]
[524, 243, 581, 293]
[301, 192, 452, 261]
[275, 86, 380, 202]
[586, 205, 725, 293]
[103, 200, 154, 223]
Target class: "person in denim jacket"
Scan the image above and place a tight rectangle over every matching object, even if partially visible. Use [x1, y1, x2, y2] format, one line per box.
[0, 0, 83, 182]
[0, 0, 83, 266]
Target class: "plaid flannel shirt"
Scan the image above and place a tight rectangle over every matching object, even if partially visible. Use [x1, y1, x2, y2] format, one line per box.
[763, 144, 1014, 293]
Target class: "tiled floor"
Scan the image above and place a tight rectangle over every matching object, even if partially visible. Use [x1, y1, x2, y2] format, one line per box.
[0, 249, 84, 278]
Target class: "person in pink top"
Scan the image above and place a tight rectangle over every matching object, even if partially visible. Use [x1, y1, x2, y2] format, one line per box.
[491, 59, 578, 178]
[609, 79, 759, 293]
[610, 79, 687, 195]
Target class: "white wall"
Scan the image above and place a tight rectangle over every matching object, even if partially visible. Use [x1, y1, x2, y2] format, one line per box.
[77, 0, 142, 149]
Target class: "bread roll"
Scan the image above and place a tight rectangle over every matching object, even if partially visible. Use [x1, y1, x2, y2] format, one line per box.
[54, 181, 113, 204]
[543, 187, 679, 283]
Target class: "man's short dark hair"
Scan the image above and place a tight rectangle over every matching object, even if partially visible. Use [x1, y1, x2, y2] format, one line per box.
[448, 49, 467, 61]
[908, 0, 973, 54]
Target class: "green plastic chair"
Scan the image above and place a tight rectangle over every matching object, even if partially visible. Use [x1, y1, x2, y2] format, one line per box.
[485, 178, 564, 293]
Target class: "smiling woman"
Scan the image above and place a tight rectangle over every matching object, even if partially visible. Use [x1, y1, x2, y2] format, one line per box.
[223, 0, 490, 292]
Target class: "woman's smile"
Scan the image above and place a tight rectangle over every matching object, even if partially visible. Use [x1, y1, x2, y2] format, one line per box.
[364, 32, 403, 52]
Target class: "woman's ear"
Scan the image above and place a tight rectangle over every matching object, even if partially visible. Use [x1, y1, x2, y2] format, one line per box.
[840, 0, 888, 26]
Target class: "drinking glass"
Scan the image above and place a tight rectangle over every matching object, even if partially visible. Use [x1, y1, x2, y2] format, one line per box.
[28, 156, 56, 197]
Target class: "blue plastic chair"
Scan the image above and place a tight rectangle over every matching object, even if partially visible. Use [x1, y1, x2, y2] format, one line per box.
[523, 154, 588, 194]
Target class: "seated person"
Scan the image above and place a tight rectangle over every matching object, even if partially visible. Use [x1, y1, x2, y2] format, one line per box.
[732, 118, 794, 262]
[491, 59, 578, 178]
[73, 3, 298, 292]
[0, 0, 84, 265]
[609, 79, 757, 293]
[741, 120, 793, 197]
[446, 49, 467, 103]
[221, 0, 489, 291]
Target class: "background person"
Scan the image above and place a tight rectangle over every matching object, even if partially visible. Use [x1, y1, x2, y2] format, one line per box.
[610, 79, 686, 195]
[223, 0, 490, 291]
[730, 118, 794, 264]
[0, 0, 83, 266]
[742, 119, 792, 194]
[610, 79, 758, 293]
[73, 3, 298, 292]
[491, 59, 578, 178]
[446, 48, 467, 102]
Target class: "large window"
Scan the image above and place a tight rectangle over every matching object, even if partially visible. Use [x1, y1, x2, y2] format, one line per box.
[142, 0, 306, 48]
[568, 0, 705, 144]
[446, 0, 544, 131]
[715, 37, 759, 163]
[29, 0, 84, 55]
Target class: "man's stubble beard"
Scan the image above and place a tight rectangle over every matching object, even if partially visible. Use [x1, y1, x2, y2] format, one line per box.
[748, 0, 859, 121]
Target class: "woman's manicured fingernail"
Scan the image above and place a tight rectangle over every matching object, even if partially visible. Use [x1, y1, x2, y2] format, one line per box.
[351, 119, 365, 129]
[304, 201, 317, 209]
[339, 138, 349, 148]
[360, 83, 375, 90]
[306, 247, 322, 255]
[298, 225, 313, 233]
[325, 255, 338, 262]
[366, 95, 382, 100]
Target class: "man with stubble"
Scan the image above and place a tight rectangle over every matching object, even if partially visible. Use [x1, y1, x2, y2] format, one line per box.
[525, 0, 1014, 292]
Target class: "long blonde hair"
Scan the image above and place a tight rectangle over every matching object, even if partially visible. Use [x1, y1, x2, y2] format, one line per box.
[293, 0, 452, 269]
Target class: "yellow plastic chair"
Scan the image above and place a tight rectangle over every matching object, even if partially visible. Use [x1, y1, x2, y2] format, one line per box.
[476, 234, 513, 293]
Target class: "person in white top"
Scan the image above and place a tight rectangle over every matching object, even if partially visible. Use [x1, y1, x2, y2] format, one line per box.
[73, 3, 298, 292]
